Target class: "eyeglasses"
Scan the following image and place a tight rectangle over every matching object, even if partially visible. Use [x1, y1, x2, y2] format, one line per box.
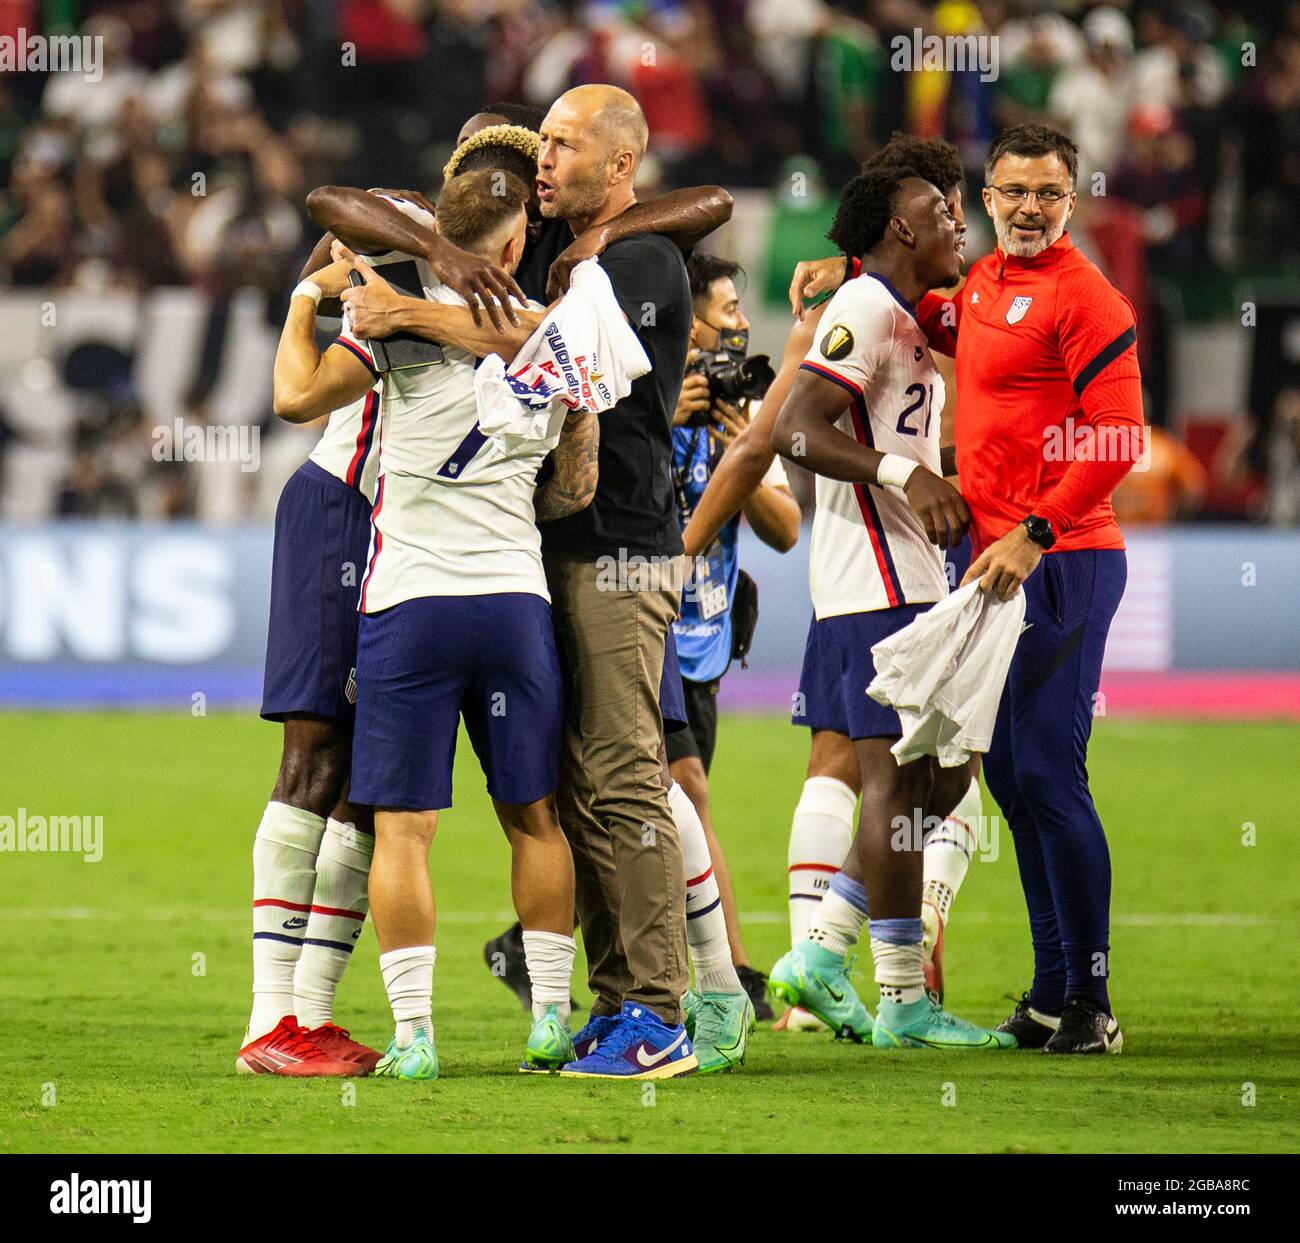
[986, 184, 1072, 205]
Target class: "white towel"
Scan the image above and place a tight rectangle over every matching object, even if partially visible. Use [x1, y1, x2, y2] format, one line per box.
[867, 581, 1027, 768]
[473, 257, 650, 449]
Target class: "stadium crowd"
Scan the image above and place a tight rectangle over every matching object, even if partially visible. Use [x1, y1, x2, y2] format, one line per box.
[0, 0, 1296, 523]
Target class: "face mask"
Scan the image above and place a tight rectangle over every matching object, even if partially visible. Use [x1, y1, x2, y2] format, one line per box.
[699, 319, 749, 360]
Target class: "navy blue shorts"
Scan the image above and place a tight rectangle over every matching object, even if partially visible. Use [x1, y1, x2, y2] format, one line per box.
[944, 534, 973, 591]
[261, 460, 372, 723]
[659, 628, 689, 735]
[792, 604, 934, 739]
[350, 593, 562, 810]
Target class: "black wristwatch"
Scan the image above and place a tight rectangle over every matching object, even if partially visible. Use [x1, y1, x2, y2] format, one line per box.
[1021, 514, 1056, 550]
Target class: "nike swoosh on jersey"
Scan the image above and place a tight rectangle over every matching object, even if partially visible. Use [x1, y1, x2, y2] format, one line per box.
[635, 1030, 687, 1067]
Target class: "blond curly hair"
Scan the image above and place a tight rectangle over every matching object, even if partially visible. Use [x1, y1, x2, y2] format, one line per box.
[443, 124, 541, 182]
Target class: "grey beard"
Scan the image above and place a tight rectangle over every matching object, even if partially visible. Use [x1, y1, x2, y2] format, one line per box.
[995, 216, 1063, 258]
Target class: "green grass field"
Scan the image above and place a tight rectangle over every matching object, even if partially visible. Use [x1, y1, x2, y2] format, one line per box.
[1, 710, 1296, 1154]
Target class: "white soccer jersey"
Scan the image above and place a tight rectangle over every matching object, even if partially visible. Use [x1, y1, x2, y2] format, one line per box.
[800, 273, 948, 618]
[307, 381, 383, 501]
[305, 196, 435, 503]
[344, 284, 563, 613]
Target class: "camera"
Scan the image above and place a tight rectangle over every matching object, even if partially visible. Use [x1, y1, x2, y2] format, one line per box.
[684, 327, 775, 427]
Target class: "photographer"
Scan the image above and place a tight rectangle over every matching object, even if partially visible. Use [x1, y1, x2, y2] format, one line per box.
[669, 252, 801, 1018]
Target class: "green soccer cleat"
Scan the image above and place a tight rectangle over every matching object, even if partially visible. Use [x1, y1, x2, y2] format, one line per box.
[690, 991, 754, 1074]
[374, 1033, 439, 1080]
[682, 988, 702, 1040]
[520, 1005, 576, 1073]
[873, 996, 1017, 1050]
[769, 941, 874, 1043]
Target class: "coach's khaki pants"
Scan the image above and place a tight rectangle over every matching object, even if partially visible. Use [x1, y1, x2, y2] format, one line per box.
[543, 553, 687, 1025]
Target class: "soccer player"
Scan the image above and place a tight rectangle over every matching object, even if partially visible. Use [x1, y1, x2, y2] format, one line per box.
[238, 191, 453, 1078]
[768, 165, 1014, 1050]
[919, 125, 1141, 1054]
[681, 136, 984, 1026]
[335, 170, 597, 1078]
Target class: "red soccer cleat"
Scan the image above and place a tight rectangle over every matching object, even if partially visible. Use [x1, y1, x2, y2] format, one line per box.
[235, 1015, 360, 1077]
[307, 1023, 382, 1074]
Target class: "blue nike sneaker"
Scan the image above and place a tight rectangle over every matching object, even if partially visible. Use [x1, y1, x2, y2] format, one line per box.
[571, 1012, 622, 1060]
[560, 1002, 698, 1079]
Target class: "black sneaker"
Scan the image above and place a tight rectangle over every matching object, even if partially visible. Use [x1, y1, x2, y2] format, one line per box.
[483, 922, 531, 1011]
[1044, 997, 1123, 1055]
[996, 991, 1060, 1049]
[736, 965, 774, 1023]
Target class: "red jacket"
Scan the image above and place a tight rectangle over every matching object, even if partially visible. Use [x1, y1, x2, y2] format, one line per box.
[917, 233, 1143, 554]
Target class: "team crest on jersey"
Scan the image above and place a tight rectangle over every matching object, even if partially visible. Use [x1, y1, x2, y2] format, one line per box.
[821, 324, 854, 360]
[1006, 295, 1033, 324]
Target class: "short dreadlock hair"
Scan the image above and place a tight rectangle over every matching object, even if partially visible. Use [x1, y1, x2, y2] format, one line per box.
[481, 101, 545, 132]
[864, 133, 963, 196]
[827, 165, 923, 259]
[443, 124, 540, 186]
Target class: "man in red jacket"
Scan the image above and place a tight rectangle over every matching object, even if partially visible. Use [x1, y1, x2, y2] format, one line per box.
[918, 124, 1142, 1055]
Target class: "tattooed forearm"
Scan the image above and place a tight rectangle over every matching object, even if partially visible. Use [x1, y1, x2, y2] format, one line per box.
[535, 408, 600, 522]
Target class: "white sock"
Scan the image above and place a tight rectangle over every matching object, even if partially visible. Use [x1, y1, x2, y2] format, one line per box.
[293, 818, 373, 1029]
[805, 872, 870, 957]
[380, 945, 435, 1046]
[787, 777, 856, 946]
[923, 777, 981, 926]
[248, 802, 325, 1040]
[669, 780, 742, 995]
[871, 936, 927, 1006]
[522, 930, 576, 1023]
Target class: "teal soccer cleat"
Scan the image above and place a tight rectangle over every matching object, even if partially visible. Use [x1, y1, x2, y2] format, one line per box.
[520, 1005, 576, 1072]
[873, 996, 1017, 1050]
[690, 991, 754, 1074]
[374, 1033, 440, 1080]
[768, 941, 874, 1043]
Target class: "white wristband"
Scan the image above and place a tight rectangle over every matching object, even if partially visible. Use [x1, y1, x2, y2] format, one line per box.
[292, 280, 323, 306]
[877, 453, 919, 489]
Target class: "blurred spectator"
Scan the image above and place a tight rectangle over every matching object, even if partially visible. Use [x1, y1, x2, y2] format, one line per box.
[995, 12, 1067, 131]
[1237, 25, 1300, 266]
[1, 132, 74, 285]
[1110, 103, 1205, 269]
[1132, 2, 1229, 112]
[1264, 389, 1300, 527]
[1048, 5, 1135, 183]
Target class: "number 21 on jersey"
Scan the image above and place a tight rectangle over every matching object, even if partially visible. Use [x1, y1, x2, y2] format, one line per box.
[895, 383, 934, 438]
